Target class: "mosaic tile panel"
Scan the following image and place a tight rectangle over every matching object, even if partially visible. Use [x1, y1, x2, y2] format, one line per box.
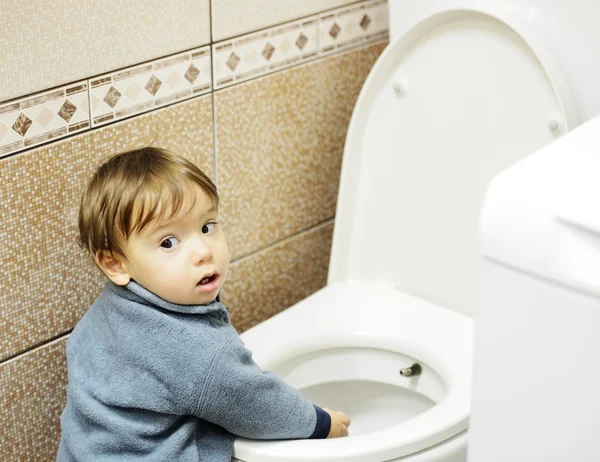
[90, 46, 212, 127]
[319, 0, 389, 55]
[0, 82, 90, 159]
[0, 95, 214, 361]
[222, 222, 334, 333]
[216, 40, 387, 260]
[213, 18, 318, 89]
[1, 0, 210, 103]
[0, 336, 67, 461]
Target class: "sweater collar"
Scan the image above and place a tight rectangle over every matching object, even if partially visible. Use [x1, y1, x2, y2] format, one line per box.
[105, 280, 225, 315]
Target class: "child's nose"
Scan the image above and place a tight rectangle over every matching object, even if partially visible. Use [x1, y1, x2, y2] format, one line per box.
[191, 237, 212, 264]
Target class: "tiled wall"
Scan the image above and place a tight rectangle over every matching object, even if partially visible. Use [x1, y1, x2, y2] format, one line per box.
[0, 0, 388, 459]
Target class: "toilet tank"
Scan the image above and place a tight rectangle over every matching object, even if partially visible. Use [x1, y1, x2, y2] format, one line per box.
[469, 115, 600, 461]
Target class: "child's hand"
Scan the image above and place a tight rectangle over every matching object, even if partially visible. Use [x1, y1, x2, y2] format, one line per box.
[324, 408, 351, 438]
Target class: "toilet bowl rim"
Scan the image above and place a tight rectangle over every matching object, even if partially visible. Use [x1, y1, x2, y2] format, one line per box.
[238, 284, 473, 461]
[233, 397, 468, 462]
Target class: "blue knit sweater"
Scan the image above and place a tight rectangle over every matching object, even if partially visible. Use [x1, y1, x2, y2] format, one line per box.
[57, 280, 330, 461]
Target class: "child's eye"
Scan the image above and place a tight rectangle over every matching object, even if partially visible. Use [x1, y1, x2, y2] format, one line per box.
[160, 237, 180, 249]
[202, 222, 217, 234]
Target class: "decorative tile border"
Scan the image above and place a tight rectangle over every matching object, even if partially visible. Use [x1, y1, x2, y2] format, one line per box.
[211, 0, 388, 90]
[319, 0, 389, 56]
[0, 0, 388, 158]
[212, 18, 319, 89]
[0, 82, 90, 158]
[89, 46, 212, 127]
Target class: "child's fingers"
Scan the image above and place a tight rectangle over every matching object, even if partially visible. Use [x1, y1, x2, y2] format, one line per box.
[338, 412, 351, 427]
[340, 424, 349, 437]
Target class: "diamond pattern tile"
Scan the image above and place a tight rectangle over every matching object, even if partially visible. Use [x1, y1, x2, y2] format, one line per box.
[35, 107, 55, 127]
[184, 64, 200, 84]
[124, 82, 142, 101]
[89, 46, 211, 127]
[145, 75, 162, 96]
[262, 42, 275, 60]
[12, 113, 33, 136]
[0, 81, 89, 158]
[295, 33, 308, 50]
[360, 14, 371, 30]
[213, 18, 318, 89]
[164, 70, 179, 87]
[57, 100, 77, 123]
[329, 23, 341, 38]
[226, 52, 241, 71]
[319, 0, 388, 55]
[103, 86, 122, 108]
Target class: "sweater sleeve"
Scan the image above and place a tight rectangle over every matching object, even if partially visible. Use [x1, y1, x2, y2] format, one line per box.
[194, 335, 330, 440]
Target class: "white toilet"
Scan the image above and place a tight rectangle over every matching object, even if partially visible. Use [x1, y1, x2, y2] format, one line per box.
[232, 0, 592, 460]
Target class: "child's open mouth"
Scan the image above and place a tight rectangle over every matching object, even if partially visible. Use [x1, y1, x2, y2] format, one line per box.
[197, 273, 219, 292]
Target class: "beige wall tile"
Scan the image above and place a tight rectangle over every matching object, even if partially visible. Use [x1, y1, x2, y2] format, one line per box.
[1, 0, 210, 103]
[212, 0, 357, 41]
[0, 337, 67, 461]
[215, 40, 387, 260]
[0, 95, 214, 361]
[222, 222, 334, 333]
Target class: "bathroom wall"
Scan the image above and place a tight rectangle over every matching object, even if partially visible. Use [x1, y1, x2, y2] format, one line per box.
[0, 0, 388, 459]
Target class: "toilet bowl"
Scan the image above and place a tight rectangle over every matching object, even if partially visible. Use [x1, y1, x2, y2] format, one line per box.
[234, 282, 472, 462]
[233, 1, 580, 460]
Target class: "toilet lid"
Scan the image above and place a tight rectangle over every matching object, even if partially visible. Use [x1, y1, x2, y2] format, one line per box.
[328, 8, 578, 317]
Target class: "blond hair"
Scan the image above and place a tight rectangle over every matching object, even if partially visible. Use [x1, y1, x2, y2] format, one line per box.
[79, 147, 218, 257]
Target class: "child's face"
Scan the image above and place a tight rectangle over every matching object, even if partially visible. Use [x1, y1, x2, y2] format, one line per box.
[119, 185, 230, 305]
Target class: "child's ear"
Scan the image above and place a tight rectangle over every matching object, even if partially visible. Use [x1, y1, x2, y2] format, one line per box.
[95, 250, 131, 286]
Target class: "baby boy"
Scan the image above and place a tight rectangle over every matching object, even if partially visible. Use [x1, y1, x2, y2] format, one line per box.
[57, 147, 350, 461]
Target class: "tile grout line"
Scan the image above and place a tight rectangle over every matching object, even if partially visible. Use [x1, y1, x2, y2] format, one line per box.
[211, 89, 218, 186]
[230, 217, 335, 266]
[0, 329, 72, 367]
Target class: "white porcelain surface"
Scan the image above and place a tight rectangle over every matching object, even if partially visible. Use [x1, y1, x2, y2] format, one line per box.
[234, 281, 474, 462]
[388, 0, 600, 123]
[471, 260, 600, 461]
[472, 116, 600, 459]
[480, 114, 600, 298]
[328, 8, 577, 318]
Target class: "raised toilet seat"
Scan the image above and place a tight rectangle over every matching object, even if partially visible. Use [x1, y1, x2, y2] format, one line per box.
[234, 281, 473, 462]
[232, 6, 577, 462]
